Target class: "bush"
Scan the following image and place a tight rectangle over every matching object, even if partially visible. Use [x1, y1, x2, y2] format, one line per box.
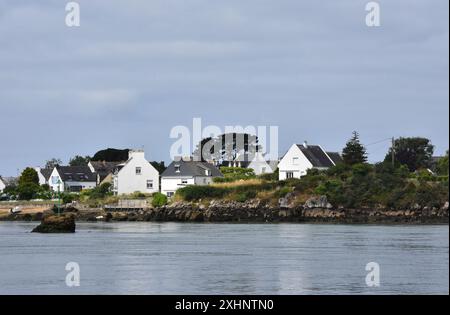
[17, 182, 40, 200]
[177, 185, 228, 201]
[152, 193, 168, 207]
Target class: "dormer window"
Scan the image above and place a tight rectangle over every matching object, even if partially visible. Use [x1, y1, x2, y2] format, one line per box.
[205, 169, 211, 176]
[136, 167, 142, 175]
[175, 165, 181, 173]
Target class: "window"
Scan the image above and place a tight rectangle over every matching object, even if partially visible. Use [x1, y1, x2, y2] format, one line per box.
[147, 180, 153, 189]
[292, 157, 299, 165]
[181, 180, 188, 185]
[167, 192, 174, 197]
[175, 165, 181, 173]
[262, 167, 267, 174]
[286, 172, 294, 179]
[136, 167, 142, 175]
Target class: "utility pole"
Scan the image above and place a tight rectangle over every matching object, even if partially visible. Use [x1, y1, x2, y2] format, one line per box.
[391, 137, 395, 167]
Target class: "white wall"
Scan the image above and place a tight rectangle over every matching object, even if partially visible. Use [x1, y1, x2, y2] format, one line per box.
[114, 151, 160, 195]
[248, 153, 275, 176]
[161, 177, 195, 196]
[278, 144, 313, 180]
[35, 167, 47, 185]
[49, 168, 64, 192]
[0, 179, 6, 193]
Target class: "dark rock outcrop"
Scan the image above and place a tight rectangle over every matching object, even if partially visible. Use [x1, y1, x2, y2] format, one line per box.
[32, 214, 76, 233]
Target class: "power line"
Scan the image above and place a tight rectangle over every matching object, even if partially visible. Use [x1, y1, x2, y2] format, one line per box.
[366, 137, 393, 146]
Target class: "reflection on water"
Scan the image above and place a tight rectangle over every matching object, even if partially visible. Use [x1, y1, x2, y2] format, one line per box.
[0, 222, 448, 294]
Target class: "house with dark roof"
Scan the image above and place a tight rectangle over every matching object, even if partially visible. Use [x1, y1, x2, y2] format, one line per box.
[0, 176, 6, 193]
[88, 161, 123, 185]
[49, 166, 97, 192]
[278, 142, 342, 180]
[111, 150, 160, 195]
[35, 167, 53, 185]
[161, 157, 223, 197]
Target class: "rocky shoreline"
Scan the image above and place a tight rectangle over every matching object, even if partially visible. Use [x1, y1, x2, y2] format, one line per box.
[1, 197, 448, 224]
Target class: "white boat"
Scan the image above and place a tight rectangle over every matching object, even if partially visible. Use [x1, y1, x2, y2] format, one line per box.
[10, 206, 22, 214]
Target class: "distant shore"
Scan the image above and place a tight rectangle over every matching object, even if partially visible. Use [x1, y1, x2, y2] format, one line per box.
[0, 201, 448, 224]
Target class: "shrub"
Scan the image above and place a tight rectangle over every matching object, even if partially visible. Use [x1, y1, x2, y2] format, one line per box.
[152, 193, 168, 207]
[177, 185, 228, 201]
[17, 182, 40, 200]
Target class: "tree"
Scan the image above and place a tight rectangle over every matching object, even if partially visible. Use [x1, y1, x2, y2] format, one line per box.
[69, 155, 91, 166]
[18, 168, 40, 200]
[385, 137, 434, 172]
[150, 161, 166, 174]
[437, 151, 449, 176]
[342, 131, 368, 165]
[19, 168, 39, 186]
[91, 148, 129, 162]
[45, 158, 62, 169]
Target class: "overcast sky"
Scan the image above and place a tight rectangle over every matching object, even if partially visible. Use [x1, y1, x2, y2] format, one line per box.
[0, 0, 448, 176]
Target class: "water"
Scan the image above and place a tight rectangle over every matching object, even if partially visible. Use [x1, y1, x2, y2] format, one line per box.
[0, 222, 448, 295]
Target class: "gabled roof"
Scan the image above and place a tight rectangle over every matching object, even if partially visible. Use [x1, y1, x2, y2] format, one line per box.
[56, 166, 96, 182]
[326, 152, 343, 165]
[39, 168, 53, 181]
[296, 144, 335, 168]
[89, 161, 122, 181]
[0, 176, 18, 186]
[162, 160, 223, 178]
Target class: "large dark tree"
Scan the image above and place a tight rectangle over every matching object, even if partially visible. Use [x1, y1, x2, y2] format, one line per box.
[18, 168, 39, 186]
[91, 148, 129, 162]
[45, 158, 62, 169]
[342, 131, 368, 165]
[150, 161, 166, 174]
[69, 155, 91, 167]
[18, 168, 40, 200]
[385, 137, 434, 172]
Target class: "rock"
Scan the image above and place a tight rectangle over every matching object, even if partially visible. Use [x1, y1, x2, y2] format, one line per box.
[32, 214, 76, 233]
[304, 196, 333, 209]
[442, 202, 449, 211]
[278, 192, 294, 209]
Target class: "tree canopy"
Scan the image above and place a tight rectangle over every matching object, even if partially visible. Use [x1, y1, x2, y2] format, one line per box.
[342, 131, 368, 165]
[91, 148, 129, 162]
[69, 155, 91, 166]
[45, 158, 62, 169]
[385, 137, 434, 172]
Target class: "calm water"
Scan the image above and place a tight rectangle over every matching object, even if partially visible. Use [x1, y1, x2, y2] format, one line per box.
[0, 222, 448, 295]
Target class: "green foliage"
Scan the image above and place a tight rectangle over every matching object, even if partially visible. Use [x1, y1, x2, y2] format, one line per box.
[177, 186, 229, 201]
[19, 168, 39, 186]
[61, 193, 77, 204]
[274, 186, 291, 198]
[91, 148, 129, 162]
[150, 161, 166, 174]
[258, 168, 279, 181]
[152, 193, 168, 207]
[437, 151, 449, 176]
[214, 167, 256, 183]
[69, 155, 91, 166]
[342, 131, 368, 165]
[89, 183, 112, 199]
[234, 190, 257, 202]
[17, 182, 40, 200]
[385, 137, 434, 172]
[45, 158, 62, 169]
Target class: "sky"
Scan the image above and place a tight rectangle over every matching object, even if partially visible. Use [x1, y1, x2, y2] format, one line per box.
[0, 0, 448, 176]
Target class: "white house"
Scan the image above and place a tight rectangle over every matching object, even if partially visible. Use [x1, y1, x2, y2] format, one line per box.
[247, 152, 278, 176]
[278, 142, 343, 180]
[35, 167, 53, 186]
[0, 177, 6, 193]
[49, 166, 97, 192]
[112, 150, 159, 195]
[161, 157, 223, 197]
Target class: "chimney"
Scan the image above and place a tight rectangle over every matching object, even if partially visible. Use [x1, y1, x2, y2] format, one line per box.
[129, 149, 145, 159]
[303, 141, 308, 148]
